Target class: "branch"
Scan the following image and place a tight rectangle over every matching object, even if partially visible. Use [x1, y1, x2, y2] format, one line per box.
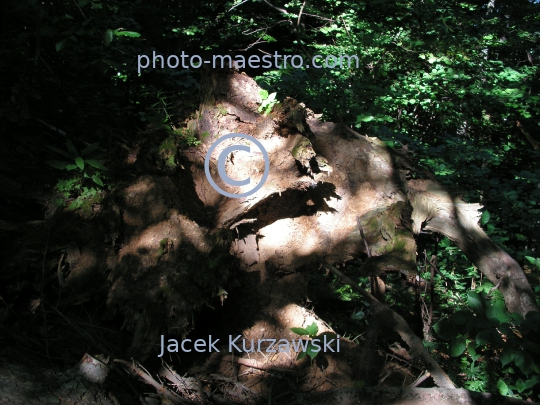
[262, 0, 290, 15]
[485, 277, 503, 300]
[228, 0, 249, 12]
[297, 1, 306, 29]
[408, 370, 431, 388]
[72, 0, 87, 19]
[302, 12, 335, 22]
[516, 120, 539, 150]
[114, 359, 196, 404]
[340, 16, 353, 43]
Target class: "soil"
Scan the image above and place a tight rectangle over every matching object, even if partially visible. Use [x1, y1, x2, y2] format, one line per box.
[1, 68, 519, 404]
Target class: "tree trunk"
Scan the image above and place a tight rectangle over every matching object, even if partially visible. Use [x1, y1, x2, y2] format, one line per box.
[408, 180, 539, 317]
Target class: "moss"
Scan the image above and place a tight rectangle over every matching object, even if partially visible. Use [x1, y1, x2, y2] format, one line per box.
[166, 155, 176, 168]
[78, 191, 105, 218]
[392, 233, 408, 252]
[388, 200, 406, 220]
[390, 229, 416, 258]
[364, 214, 382, 238]
[156, 238, 170, 258]
[216, 104, 228, 116]
[173, 128, 202, 148]
[159, 135, 176, 153]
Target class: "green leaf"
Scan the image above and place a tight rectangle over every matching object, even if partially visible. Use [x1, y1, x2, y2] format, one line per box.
[524, 375, 540, 390]
[468, 291, 485, 315]
[511, 312, 524, 325]
[525, 256, 540, 268]
[433, 318, 454, 340]
[66, 164, 78, 171]
[75, 157, 85, 170]
[486, 300, 511, 324]
[521, 339, 540, 354]
[467, 316, 499, 332]
[56, 38, 67, 52]
[450, 337, 466, 357]
[305, 341, 320, 360]
[67, 200, 82, 211]
[500, 347, 516, 367]
[305, 322, 319, 337]
[514, 378, 526, 393]
[259, 90, 269, 100]
[481, 210, 490, 225]
[92, 174, 104, 187]
[112, 30, 141, 38]
[81, 142, 100, 156]
[497, 379, 508, 396]
[65, 139, 78, 157]
[514, 350, 535, 375]
[46, 160, 70, 170]
[450, 310, 472, 325]
[296, 351, 307, 360]
[85, 159, 108, 171]
[357, 114, 374, 122]
[476, 329, 492, 346]
[46, 145, 72, 158]
[467, 341, 480, 361]
[291, 327, 309, 336]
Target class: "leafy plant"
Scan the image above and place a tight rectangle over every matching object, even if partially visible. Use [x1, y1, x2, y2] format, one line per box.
[46, 139, 108, 186]
[258, 90, 278, 115]
[291, 322, 337, 361]
[432, 289, 540, 399]
[526, 256, 540, 270]
[46, 139, 109, 210]
[158, 128, 201, 169]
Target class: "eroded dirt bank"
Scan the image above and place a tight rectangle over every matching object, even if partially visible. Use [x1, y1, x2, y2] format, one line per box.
[1, 69, 537, 404]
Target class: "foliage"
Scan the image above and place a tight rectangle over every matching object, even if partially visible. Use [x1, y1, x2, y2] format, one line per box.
[432, 288, 540, 399]
[158, 128, 201, 169]
[47, 139, 108, 185]
[291, 322, 337, 361]
[46, 139, 108, 210]
[526, 256, 540, 270]
[258, 90, 279, 115]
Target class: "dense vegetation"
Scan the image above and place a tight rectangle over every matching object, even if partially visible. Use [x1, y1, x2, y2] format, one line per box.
[1, 0, 540, 401]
